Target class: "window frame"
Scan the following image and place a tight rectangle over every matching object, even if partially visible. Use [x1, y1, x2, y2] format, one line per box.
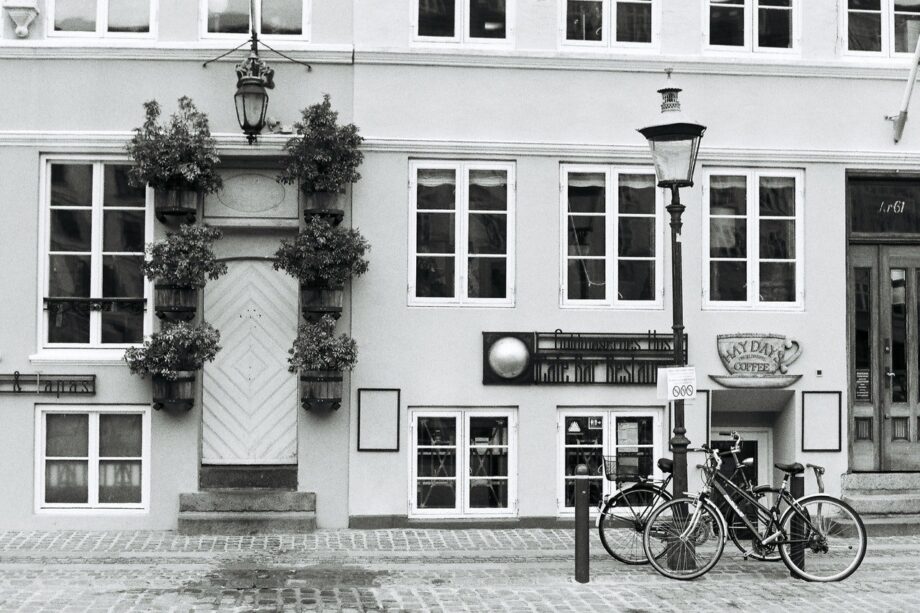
[701, 167, 805, 311]
[34, 155, 154, 363]
[46, 0, 158, 39]
[556, 408, 664, 514]
[558, 0, 661, 51]
[411, 0, 516, 46]
[559, 164, 664, 310]
[841, 0, 920, 57]
[34, 404, 151, 513]
[408, 160, 516, 308]
[703, 0, 800, 55]
[408, 408, 518, 518]
[199, 0, 312, 41]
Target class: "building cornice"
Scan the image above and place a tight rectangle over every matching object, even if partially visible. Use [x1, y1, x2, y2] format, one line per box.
[0, 42, 352, 63]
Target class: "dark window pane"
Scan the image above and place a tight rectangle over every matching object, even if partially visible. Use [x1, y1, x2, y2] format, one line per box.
[262, 0, 302, 35]
[710, 176, 746, 215]
[104, 165, 145, 207]
[619, 174, 655, 214]
[616, 1, 652, 43]
[891, 269, 908, 402]
[99, 461, 142, 503]
[710, 4, 745, 46]
[710, 261, 747, 301]
[760, 0, 791, 6]
[103, 255, 144, 298]
[760, 176, 795, 216]
[849, 0, 880, 8]
[470, 0, 506, 39]
[895, 0, 920, 11]
[617, 416, 653, 445]
[417, 480, 456, 508]
[470, 417, 508, 445]
[567, 0, 603, 41]
[417, 169, 456, 210]
[568, 173, 605, 213]
[710, 218, 747, 258]
[854, 267, 872, 371]
[469, 479, 508, 508]
[45, 461, 88, 503]
[49, 255, 91, 297]
[618, 260, 654, 301]
[104, 210, 145, 252]
[759, 219, 795, 259]
[613, 448, 654, 479]
[469, 449, 508, 477]
[894, 14, 920, 52]
[416, 212, 455, 253]
[417, 451, 456, 477]
[419, 0, 455, 37]
[468, 257, 506, 298]
[564, 478, 603, 507]
[51, 164, 93, 207]
[468, 214, 507, 254]
[849, 13, 882, 51]
[759, 7, 792, 48]
[108, 0, 149, 33]
[48, 302, 90, 343]
[208, 0, 249, 33]
[46, 414, 88, 456]
[417, 416, 456, 444]
[565, 448, 603, 476]
[54, 0, 96, 31]
[416, 257, 455, 298]
[50, 210, 92, 252]
[568, 216, 605, 256]
[760, 262, 796, 302]
[101, 307, 144, 344]
[100, 414, 142, 457]
[849, 178, 920, 234]
[567, 259, 605, 300]
[618, 217, 655, 257]
[469, 170, 507, 210]
[564, 416, 604, 445]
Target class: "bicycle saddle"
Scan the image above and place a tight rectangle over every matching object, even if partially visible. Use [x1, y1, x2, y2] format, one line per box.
[657, 458, 674, 474]
[774, 462, 805, 474]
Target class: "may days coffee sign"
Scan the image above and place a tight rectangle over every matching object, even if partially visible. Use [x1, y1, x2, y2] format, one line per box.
[710, 333, 802, 388]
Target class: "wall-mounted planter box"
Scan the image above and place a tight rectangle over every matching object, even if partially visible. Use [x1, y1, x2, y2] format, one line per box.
[155, 189, 202, 224]
[154, 285, 198, 322]
[300, 285, 343, 321]
[300, 370, 343, 411]
[303, 191, 344, 225]
[152, 371, 196, 412]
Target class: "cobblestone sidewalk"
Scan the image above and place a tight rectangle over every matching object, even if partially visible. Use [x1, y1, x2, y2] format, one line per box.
[0, 530, 916, 612]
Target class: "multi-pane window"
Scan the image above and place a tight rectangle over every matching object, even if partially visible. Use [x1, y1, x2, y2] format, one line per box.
[703, 169, 804, 308]
[49, 0, 153, 35]
[410, 410, 516, 516]
[706, 0, 796, 51]
[415, 0, 512, 42]
[409, 161, 515, 306]
[44, 161, 149, 347]
[205, 0, 309, 36]
[37, 407, 149, 510]
[847, 0, 920, 54]
[558, 410, 662, 512]
[563, 0, 655, 46]
[562, 166, 662, 307]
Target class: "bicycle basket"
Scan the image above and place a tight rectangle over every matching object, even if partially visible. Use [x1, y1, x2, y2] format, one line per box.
[603, 456, 642, 482]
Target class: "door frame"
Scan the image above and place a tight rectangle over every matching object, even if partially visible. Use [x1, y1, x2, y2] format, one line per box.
[711, 427, 773, 486]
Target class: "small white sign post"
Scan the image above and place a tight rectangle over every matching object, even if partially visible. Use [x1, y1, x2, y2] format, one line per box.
[657, 366, 697, 402]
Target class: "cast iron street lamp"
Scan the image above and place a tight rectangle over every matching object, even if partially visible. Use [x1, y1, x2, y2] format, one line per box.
[638, 72, 706, 504]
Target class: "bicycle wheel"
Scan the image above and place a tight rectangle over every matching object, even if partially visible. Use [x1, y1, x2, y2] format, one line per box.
[643, 497, 727, 580]
[725, 485, 783, 562]
[777, 495, 867, 582]
[598, 484, 672, 564]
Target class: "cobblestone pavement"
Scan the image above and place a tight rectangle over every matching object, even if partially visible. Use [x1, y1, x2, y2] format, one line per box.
[0, 530, 916, 612]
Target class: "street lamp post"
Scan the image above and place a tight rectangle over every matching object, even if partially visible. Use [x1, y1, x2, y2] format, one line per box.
[637, 72, 706, 503]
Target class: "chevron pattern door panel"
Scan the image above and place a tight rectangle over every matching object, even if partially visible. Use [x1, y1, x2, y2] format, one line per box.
[202, 260, 299, 464]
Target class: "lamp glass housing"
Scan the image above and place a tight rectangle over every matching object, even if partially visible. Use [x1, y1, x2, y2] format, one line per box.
[638, 123, 705, 188]
[234, 79, 269, 141]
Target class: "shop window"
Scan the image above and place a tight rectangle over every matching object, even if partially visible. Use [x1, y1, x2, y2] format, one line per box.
[409, 409, 516, 516]
[563, 0, 656, 47]
[415, 0, 513, 43]
[409, 161, 515, 306]
[37, 406, 149, 511]
[847, 0, 920, 54]
[703, 169, 804, 309]
[561, 165, 662, 308]
[706, 0, 797, 52]
[204, 0, 309, 37]
[42, 160, 150, 349]
[48, 0, 153, 36]
[557, 409, 663, 512]
[855, 417, 873, 441]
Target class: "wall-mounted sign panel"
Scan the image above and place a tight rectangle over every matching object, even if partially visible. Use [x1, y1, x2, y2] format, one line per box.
[849, 177, 920, 235]
[710, 333, 802, 388]
[0, 372, 95, 397]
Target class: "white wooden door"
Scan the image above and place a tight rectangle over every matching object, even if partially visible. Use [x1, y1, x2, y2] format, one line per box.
[202, 260, 298, 464]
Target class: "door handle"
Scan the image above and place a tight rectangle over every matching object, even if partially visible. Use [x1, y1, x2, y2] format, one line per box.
[885, 369, 896, 387]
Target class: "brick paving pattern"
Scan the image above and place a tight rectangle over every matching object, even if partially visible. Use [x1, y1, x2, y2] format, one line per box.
[0, 530, 916, 612]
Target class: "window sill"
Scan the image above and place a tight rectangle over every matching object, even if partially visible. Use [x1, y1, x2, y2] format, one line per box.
[35, 507, 148, 515]
[30, 348, 133, 365]
[408, 301, 515, 309]
[701, 303, 805, 313]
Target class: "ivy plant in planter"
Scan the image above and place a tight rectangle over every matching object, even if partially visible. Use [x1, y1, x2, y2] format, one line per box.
[124, 322, 221, 412]
[288, 315, 357, 411]
[142, 224, 227, 322]
[273, 217, 369, 320]
[126, 96, 222, 224]
[278, 94, 363, 224]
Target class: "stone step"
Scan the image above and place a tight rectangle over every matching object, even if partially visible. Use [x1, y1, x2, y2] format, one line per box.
[177, 511, 316, 536]
[180, 490, 316, 513]
[860, 514, 920, 537]
[842, 493, 920, 515]
[841, 472, 920, 492]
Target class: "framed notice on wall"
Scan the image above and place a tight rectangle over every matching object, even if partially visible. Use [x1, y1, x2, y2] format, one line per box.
[802, 391, 842, 452]
[357, 389, 400, 452]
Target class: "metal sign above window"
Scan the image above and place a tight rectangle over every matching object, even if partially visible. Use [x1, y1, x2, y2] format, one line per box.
[849, 176, 920, 236]
[0, 372, 96, 397]
[482, 330, 686, 386]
